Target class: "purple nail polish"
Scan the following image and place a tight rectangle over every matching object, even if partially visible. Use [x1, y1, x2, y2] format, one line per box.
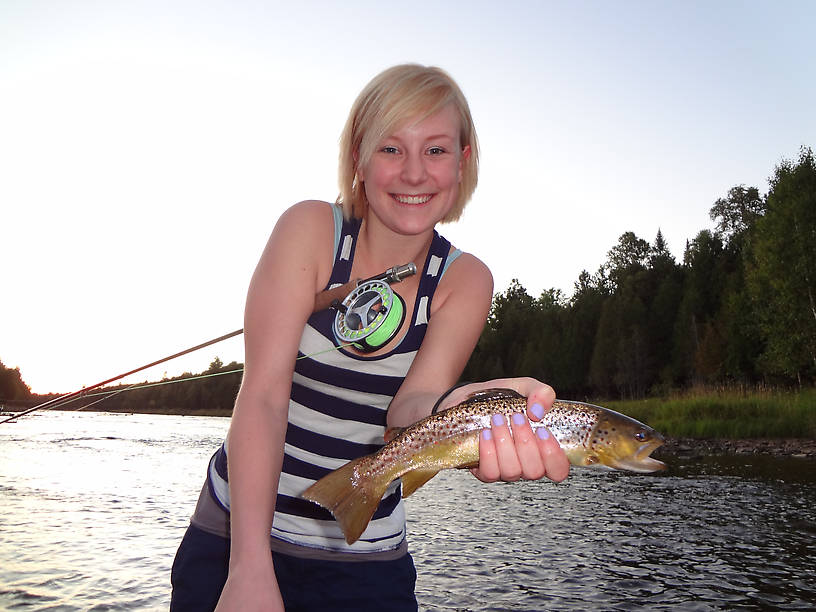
[531, 403, 545, 419]
[482, 429, 492, 441]
[512, 412, 526, 425]
[492, 413, 506, 426]
[537, 427, 551, 440]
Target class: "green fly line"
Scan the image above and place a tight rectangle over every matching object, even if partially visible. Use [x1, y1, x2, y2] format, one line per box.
[1, 262, 416, 424]
[0, 335, 356, 424]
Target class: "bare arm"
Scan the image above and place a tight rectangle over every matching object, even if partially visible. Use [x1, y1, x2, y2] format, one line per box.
[387, 253, 569, 484]
[215, 201, 333, 611]
[386, 252, 494, 428]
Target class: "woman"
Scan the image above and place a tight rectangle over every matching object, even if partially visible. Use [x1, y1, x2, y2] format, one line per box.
[171, 64, 569, 611]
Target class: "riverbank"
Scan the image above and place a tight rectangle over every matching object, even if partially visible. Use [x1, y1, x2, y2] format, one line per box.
[6, 407, 811, 459]
[657, 436, 816, 458]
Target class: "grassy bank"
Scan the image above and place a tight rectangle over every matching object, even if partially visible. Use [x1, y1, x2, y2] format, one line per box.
[606, 387, 816, 439]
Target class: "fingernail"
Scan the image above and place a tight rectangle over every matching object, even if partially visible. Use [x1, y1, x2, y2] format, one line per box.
[512, 412, 526, 425]
[482, 429, 492, 441]
[531, 403, 545, 419]
[492, 413, 506, 426]
[537, 427, 551, 440]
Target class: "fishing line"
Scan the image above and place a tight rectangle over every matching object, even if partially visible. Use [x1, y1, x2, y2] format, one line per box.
[2, 262, 413, 423]
[0, 330, 244, 425]
[0, 343, 362, 422]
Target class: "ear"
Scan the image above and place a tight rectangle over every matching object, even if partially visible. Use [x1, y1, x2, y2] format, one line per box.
[458, 145, 471, 181]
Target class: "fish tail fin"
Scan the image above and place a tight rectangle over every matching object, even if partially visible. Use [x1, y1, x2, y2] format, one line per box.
[301, 457, 392, 545]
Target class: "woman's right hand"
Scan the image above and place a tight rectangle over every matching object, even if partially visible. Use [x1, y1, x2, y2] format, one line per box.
[214, 559, 284, 612]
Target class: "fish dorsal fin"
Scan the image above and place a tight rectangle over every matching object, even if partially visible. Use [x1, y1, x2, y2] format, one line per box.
[462, 388, 525, 404]
[400, 468, 440, 497]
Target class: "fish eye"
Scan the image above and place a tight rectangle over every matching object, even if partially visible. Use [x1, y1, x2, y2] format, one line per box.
[634, 430, 648, 442]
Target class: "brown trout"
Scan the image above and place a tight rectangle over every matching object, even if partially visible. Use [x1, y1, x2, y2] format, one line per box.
[302, 388, 666, 544]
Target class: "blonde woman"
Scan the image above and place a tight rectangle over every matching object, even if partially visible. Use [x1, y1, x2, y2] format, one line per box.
[171, 64, 569, 612]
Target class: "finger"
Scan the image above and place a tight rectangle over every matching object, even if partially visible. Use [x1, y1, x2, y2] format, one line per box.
[526, 386, 555, 419]
[509, 412, 545, 480]
[535, 427, 570, 482]
[472, 429, 499, 483]
[527, 401, 546, 423]
[490, 414, 522, 481]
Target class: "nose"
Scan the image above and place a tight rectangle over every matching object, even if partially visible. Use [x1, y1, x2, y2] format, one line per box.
[401, 151, 427, 184]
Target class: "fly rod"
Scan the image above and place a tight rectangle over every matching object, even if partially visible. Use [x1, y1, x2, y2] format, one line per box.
[1, 262, 416, 424]
[0, 329, 244, 425]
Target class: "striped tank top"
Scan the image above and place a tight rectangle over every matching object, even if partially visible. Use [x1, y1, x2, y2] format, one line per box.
[207, 204, 460, 556]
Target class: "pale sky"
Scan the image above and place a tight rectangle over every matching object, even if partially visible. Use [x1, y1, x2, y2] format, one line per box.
[2, 0, 814, 394]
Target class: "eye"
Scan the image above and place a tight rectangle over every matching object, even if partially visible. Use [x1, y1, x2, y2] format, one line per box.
[634, 431, 648, 442]
[427, 146, 445, 155]
[380, 145, 399, 154]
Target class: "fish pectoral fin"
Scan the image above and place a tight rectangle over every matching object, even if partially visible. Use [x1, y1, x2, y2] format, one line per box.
[400, 468, 440, 498]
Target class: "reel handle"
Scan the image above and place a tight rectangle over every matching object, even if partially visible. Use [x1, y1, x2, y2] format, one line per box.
[365, 262, 417, 285]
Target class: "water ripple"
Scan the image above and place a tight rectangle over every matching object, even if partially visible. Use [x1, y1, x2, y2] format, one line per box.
[2, 412, 815, 610]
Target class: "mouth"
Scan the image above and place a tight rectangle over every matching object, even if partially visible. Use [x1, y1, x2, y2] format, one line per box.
[608, 438, 667, 473]
[631, 438, 668, 473]
[392, 194, 433, 205]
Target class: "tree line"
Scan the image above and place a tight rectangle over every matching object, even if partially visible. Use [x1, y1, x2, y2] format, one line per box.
[4, 148, 814, 411]
[0, 360, 30, 402]
[462, 147, 816, 399]
[77, 357, 243, 414]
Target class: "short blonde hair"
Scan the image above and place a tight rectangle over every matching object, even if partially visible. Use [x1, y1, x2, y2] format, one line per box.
[337, 64, 479, 222]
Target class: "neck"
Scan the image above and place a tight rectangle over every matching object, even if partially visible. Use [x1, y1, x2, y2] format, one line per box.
[356, 218, 435, 277]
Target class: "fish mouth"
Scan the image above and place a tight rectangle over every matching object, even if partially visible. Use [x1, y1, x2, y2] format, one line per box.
[610, 438, 667, 473]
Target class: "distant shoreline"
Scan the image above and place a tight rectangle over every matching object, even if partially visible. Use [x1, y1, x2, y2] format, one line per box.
[6, 407, 813, 458]
[657, 436, 816, 458]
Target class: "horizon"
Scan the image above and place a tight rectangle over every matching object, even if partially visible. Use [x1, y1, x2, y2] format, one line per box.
[2, 0, 814, 394]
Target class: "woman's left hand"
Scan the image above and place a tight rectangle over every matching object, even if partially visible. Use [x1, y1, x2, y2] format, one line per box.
[438, 377, 570, 484]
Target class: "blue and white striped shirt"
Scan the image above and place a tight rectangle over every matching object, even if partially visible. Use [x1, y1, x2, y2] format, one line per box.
[207, 204, 460, 556]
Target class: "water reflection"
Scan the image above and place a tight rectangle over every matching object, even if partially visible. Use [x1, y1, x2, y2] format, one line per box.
[406, 455, 816, 611]
[1, 412, 814, 611]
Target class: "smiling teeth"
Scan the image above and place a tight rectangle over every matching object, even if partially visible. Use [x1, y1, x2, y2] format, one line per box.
[394, 194, 432, 204]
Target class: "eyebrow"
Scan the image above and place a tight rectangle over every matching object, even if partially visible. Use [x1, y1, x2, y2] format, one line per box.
[425, 134, 457, 142]
[383, 133, 457, 142]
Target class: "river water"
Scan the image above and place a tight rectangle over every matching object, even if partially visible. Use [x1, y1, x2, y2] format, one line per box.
[1, 410, 814, 611]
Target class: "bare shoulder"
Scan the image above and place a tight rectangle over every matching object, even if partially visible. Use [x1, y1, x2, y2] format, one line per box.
[265, 199, 334, 262]
[275, 199, 335, 236]
[431, 251, 493, 316]
[447, 251, 492, 284]
[247, 200, 337, 304]
[443, 251, 493, 298]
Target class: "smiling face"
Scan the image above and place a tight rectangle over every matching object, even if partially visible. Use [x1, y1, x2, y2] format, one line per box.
[357, 104, 471, 237]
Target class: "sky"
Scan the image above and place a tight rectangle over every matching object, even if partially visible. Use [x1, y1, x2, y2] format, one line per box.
[1, 0, 814, 395]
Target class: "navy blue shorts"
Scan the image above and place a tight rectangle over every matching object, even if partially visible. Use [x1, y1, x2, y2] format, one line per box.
[170, 524, 417, 611]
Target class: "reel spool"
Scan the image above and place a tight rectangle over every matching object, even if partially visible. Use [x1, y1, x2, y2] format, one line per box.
[332, 263, 416, 353]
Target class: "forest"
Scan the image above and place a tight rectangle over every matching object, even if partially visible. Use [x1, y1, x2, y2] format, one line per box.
[462, 147, 816, 398]
[2, 147, 814, 413]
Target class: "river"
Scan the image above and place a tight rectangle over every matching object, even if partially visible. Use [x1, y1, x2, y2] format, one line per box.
[1, 411, 814, 611]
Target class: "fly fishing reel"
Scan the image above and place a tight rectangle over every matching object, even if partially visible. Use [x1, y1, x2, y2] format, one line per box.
[332, 263, 416, 352]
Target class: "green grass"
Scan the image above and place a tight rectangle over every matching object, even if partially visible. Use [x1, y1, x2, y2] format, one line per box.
[604, 387, 816, 439]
